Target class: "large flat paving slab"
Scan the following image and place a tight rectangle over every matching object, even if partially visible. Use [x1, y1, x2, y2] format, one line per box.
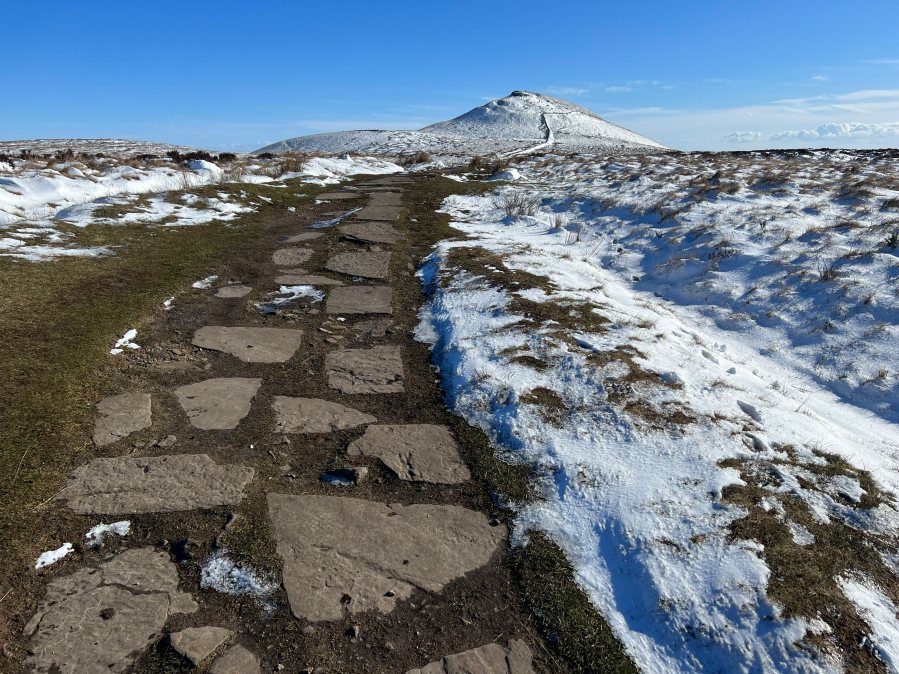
[273, 397, 376, 434]
[326, 346, 404, 394]
[192, 326, 303, 363]
[175, 377, 262, 429]
[325, 251, 391, 279]
[169, 626, 233, 665]
[347, 424, 470, 484]
[93, 393, 152, 447]
[215, 285, 252, 299]
[267, 494, 505, 621]
[283, 231, 323, 243]
[406, 640, 535, 674]
[326, 286, 392, 315]
[367, 191, 403, 207]
[354, 205, 402, 221]
[209, 644, 260, 674]
[59, 454, 254, 514]
[25, 548, 197, 674]
[339, 221, 402, 245]
[272, 247, 314, 267]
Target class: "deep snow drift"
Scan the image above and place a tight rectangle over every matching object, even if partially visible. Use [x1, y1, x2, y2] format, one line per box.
[417, 150, 899, 673]
[256, 91, 663, 157]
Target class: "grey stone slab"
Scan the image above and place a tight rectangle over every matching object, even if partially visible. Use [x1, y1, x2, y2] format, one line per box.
[215, 285, 252, 299]
[339, 221, 402, 245]
[275, 274, 343, 286]
[209, 645, 260, 674]
[267, 495, 505, 621]
[353, 318, 393, 337]
[326, 346, 404, 394]
[325, 251, 391, 279]
[192, 326, 303, 363]
[25, 548, 196, 674]
[59, 454, 254, 515]
[283, 232, 323, 243]
[406, 640, 535, 674]
[175, 377, 261, 429]
[347, 424, 470, 484]
[355, 205, 402, 221]
[273, 397, 376, 434]
[170, 626, 233, 665]
[318, 192, 361, 200]
[367, 192, 403, 207]
[277, 267, 308, 274]
[93, 393, 152, 447]
[326, 286, 392, 315]
[272, 247, 314, 267]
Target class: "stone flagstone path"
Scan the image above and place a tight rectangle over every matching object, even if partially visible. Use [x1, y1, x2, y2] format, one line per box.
[22, 177, 549, 673]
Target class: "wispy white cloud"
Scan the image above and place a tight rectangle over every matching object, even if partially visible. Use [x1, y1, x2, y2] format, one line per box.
[601, 87, 899, 150]
[863, 58, 899, 65]
[605, 86, 634, 93]
[723, 131, 762, 143]
[547, 86, 589, 96]
[771, 122, 899, 141]
[811, 74, 829, 82]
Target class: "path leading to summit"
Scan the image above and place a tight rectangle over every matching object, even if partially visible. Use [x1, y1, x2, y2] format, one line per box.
[15, 173, 572, 673]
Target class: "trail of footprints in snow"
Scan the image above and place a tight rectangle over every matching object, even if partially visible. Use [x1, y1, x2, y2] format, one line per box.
[27, 178, 536, 673]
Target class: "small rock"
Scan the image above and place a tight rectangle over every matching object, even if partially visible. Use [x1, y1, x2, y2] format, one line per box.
[157, 435, 177, 448]
[346, 625, 361, 639]
[301, 625, 315, 636]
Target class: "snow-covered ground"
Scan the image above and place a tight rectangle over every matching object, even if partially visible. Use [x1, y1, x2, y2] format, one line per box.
[417, 149, 899, 673]
[0, 150, 402, 260]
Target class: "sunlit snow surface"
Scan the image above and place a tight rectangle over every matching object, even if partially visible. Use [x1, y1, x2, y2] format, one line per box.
[0, 152, 402, 260]
[417, 150, 899, 673]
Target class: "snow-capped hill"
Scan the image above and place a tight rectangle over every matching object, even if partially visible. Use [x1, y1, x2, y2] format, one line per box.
[256, 91, 663, 156]
[422, 90, 663, 149]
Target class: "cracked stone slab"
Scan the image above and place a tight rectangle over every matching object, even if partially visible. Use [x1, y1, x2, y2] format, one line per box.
[325, 251, 391, 279]
[25, 548, 197, 674]
[175, 377, 261, 429]
[339, 221, 402, 245]
[326, 346, 404, 394]
[273, 397, 376, 434]
[170, 626, 233, 665]
[215, 285, 252, 299]
[326, 286, 392, 315]
[272, 247, 314, 267]
[59, 454, 254, 514]
[283, 231, 323, 243]
[267, 494, 505, 621]
[275, 274, 343, 286]
[354, 205, 401, 221]
[210, 644, 260, 674]
[93, 393, 152, 447]
[406, 640, 535, 674]
[347, 424, 470, 484]
[192, 326, 303, 363]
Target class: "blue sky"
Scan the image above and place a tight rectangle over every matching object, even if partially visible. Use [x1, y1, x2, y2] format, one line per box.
[2, 1, 898, 151]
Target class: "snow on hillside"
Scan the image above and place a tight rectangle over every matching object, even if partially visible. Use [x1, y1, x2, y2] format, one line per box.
[417, 150, 899, 672]
[423, 90, 664, 149]
[0, 150, 402, 260]
[256, 91, 663, 157]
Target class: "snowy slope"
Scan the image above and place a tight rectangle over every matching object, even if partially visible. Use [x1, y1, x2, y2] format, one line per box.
[256, 91, 663, 156]
[417, 150, 899, 673]
[423, 90, 663, 148]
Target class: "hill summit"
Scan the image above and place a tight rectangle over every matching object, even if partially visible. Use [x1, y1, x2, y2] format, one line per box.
[256, 91, 663, 155]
